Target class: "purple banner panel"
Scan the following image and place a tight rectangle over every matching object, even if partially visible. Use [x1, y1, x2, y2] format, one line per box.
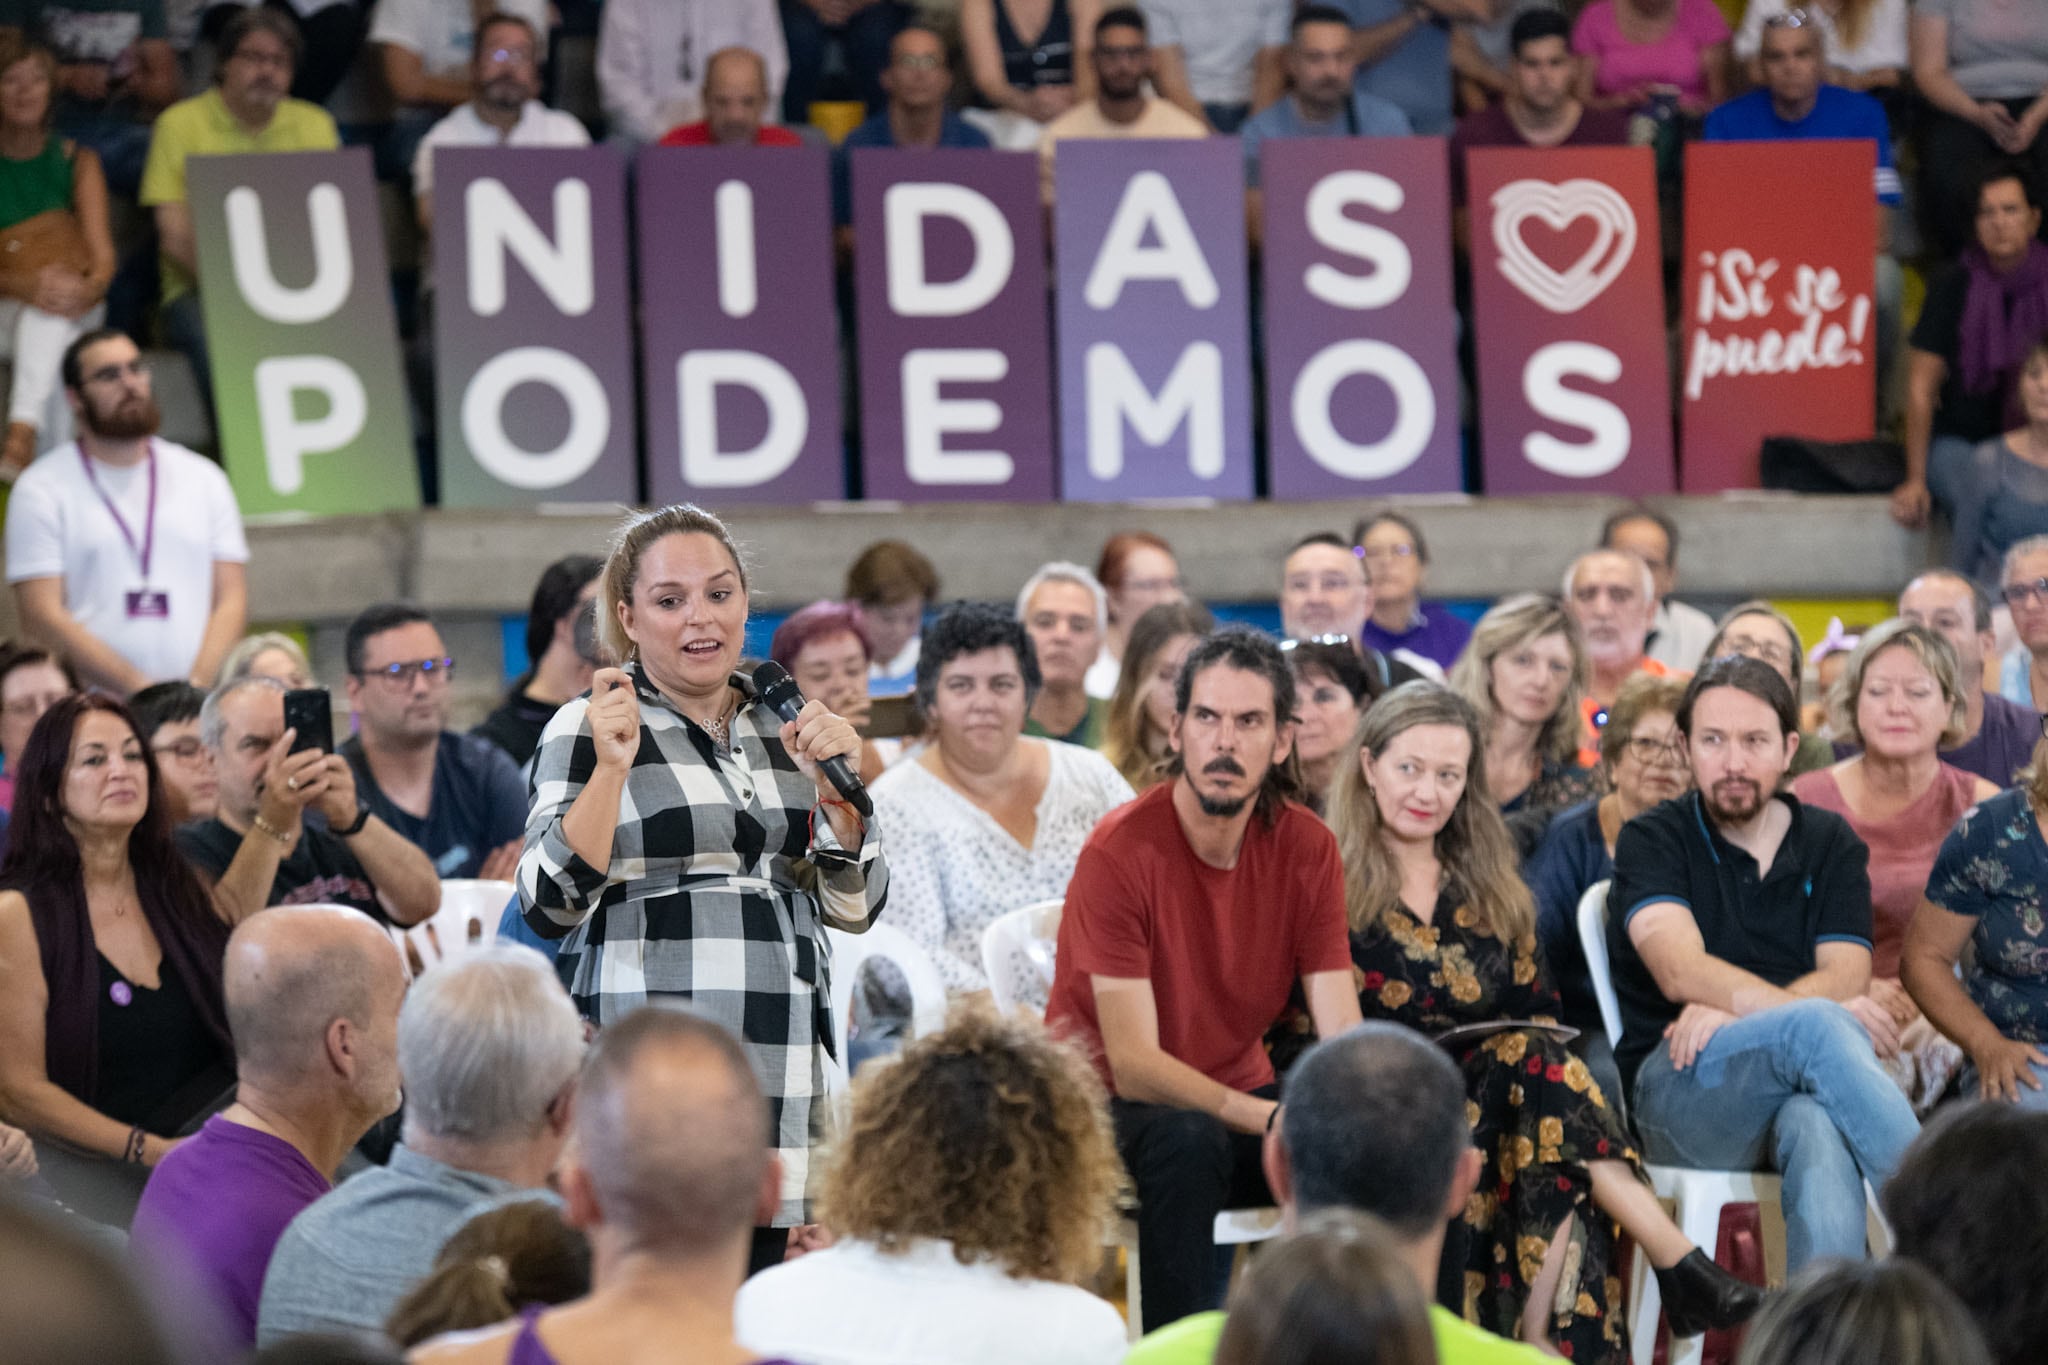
[1053, 139, 1254, 503]
[1261, 138, 1462, 499]
[851, 147, 1055, 504]
[432, 148, 637, 508]
[637, 145, 843, 504]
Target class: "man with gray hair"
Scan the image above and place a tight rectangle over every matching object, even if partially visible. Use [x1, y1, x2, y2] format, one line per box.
[1018, 561, 1110, 747]
[1563, 548, 1670, 756]
[255, 945, 584, 1342]
[411, 1006, 780, 1365]
[176, 675, 438, 927]
[131, 906, 409, 1351]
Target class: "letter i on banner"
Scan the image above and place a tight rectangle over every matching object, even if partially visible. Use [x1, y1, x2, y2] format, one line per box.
[433, 147, 637, 507]
[188, 149, 419, 515]
[851, 147, 1055, 502]
[1260, 138, 1462, 498]
[1054, 140, 1255, 501]
[637, 146, 843, 503]
[1466, 146, 1673, 495]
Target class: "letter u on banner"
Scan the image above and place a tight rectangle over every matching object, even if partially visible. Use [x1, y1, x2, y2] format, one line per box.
[637, 145, 844, 504]
[1053, 140, 1254, 502]
[188, 149, 419, 516]
[1466, 146, 1673, 495]
[433, 147, 638, 507]
[1259, 138, 1462, 499]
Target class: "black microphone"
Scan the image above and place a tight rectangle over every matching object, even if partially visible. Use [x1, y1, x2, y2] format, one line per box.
[751, 661, 874, 818]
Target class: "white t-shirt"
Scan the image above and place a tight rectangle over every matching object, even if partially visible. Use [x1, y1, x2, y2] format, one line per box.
[412, 100, 592, 196]
[371, 0, 550, 81]
[736, 1237, 1128, 1365]
[1083, 644, 1121, 700]
[1144, 0, 1293, 107]
[5, 440, 249, 685]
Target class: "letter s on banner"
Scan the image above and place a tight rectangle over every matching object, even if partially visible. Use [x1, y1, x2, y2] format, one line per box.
[885, 183, 1014, 317]
[1522, 341, 1628, 478]
[1303, 171, 1412, 311]
[224, 183, 351, 324]
[466, 177, 594, 318]
[253, 355, 367, 495]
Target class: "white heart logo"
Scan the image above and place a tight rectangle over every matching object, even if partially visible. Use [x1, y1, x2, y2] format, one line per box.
[1489, 178, 1638, 315]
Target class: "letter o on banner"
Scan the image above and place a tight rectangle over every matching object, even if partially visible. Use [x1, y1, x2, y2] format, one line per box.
[1292, 339, 1434, 481]
[460, 345, 611, 490]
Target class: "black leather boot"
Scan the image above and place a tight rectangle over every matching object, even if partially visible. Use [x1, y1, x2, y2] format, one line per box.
[1654, 1249, 1766, 1337]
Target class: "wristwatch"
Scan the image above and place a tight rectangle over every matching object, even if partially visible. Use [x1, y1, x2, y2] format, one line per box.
[337, 801, 372, 837]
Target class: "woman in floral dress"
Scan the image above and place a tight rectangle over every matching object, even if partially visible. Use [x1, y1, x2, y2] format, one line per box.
[1327, 682, 1762, 1361]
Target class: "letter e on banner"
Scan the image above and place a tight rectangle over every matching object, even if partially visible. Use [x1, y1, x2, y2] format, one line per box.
[188, 149, 418, 516]
[1259, 139, 1462, 498]
[1466, 147, 1672, 495]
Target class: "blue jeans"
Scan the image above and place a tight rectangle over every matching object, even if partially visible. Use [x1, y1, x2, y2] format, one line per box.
[1631, 999, 1920, 1270]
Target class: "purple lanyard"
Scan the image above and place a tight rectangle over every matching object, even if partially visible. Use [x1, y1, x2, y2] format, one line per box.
[79, 441, 157, 583]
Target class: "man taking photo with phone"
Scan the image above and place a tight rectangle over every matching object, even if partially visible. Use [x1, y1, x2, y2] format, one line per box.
[176, 676, 440, 927]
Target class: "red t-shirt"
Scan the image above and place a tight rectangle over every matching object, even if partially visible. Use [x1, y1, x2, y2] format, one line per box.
[656, 121, 806, 147]
[1045, 782, 1352, 1096]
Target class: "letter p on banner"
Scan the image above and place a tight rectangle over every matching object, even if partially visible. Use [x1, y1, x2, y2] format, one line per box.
[189, 149, 419, 515]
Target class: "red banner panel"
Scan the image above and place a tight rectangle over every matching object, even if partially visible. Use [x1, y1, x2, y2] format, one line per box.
[1679, 140, 1877, 491]
[1468, 146, 1672, 495]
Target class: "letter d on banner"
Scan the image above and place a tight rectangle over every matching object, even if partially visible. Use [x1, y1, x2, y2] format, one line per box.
[189, 149, 418, 516]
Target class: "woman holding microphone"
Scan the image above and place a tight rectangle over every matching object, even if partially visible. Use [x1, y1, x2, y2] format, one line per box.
[518, 505, 888, 1273]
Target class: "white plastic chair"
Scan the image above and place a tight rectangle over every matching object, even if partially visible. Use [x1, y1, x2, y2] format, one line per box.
[1578, 881, 1888, 1365]
[823, 922, 948, 1093]
[979, 899, 1063, 1015]
[390, 878, 511, 977]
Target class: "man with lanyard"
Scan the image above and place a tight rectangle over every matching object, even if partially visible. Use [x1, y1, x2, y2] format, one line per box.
[1240, 5, 1412, 198]
[6, 328, 248, 694]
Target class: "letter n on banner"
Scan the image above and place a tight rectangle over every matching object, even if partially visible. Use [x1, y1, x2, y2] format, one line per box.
[1680, 141, 1876, 491]
[637, 146, 842, 503]
[1467, 147, 1672, 494]
[851, 148, 1054, 502]
[1055, 140, 1254, 501]
[188, 149, 419, 516]
[432, 147, 636, 507]
[1261, 138, 1461, 499]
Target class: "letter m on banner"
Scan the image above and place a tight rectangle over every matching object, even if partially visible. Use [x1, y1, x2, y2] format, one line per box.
[188, 149, 420, 516]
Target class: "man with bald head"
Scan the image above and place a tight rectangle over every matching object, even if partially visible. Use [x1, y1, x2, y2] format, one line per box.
[1564, 548, 1672, 758]
[412, 1006, 783, 1365]
[130, 906, 407, 1352]
[658, 47, 806, 147]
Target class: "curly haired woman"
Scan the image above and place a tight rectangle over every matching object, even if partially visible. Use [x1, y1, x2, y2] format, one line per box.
[735, 1008, 1129, 1365]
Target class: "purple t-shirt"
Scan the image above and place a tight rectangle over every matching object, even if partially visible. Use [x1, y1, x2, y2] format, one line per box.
[1572, 0, 1732, 103]
[1361, 605, 1474, 671]
[130, 1116, 331, 1350]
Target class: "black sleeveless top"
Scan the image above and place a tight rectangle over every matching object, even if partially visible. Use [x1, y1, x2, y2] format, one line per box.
[996, 0, 1074, 90]
[94, 952, 225, 1128]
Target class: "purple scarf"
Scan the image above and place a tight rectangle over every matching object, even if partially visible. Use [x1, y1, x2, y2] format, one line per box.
[1958, 239, 2048, 399]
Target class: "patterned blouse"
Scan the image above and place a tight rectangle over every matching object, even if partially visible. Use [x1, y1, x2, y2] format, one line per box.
[517, 663, 889, 1225]
[1925, 788, 2048, 1046]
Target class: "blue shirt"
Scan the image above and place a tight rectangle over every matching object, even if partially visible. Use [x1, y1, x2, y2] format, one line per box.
[1523, 798, 1612, 1036]
[1700, 85, 1901, 205]
[831, 110, 992, 225]
[1334, 0, 1455, 136]
[1238, 90, 1413, 186]
[343, 731, 527, 879]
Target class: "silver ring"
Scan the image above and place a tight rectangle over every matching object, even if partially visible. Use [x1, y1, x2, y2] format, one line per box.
[285, 777, 298, 791]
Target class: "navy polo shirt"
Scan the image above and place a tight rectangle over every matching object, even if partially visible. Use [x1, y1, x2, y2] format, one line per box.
[1606, 791, 1872, 1095]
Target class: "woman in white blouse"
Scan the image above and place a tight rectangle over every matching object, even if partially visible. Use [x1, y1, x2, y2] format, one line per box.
[870, 602, 1133, 1013]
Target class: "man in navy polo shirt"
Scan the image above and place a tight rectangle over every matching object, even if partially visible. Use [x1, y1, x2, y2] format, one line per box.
[1703, 13, 1903, 408]
[1607, 655, 1919, 1272]
[831, 26, 989, 233]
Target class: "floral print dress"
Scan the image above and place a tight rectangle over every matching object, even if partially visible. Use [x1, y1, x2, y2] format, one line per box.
[1926, 788, 2048, 1051]
[1352, 887, 1638, 1364]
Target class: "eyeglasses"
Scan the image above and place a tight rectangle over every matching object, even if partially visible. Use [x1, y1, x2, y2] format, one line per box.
[152, 737, 208, 763]
[1362, 544, 1418, 564]
[1096, 44, 1148, 60]
[1119, 575, 1185, 595]
[1720, 633, 1792, 667]
[80, 359, 150, 387]
[359, 657, 456, 685]
[482, 46, 535, 65]
[2004, 578, 2048, 608]
[1, 694, 62, 719]
[1762, 7, 1813, 27]
[893, 52, 945, 69]
[1623, 735, 1685, 764]
[1281, 634, 1353, 650]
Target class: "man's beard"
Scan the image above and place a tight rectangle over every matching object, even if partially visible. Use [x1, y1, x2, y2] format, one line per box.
[1196, 789, 1251, 818]
[480, 77, 527, 115]
[1704, 778, 1766, 825]
[81, 392, 161, 441]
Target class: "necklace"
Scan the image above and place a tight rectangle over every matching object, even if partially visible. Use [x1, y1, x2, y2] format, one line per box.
[693, 690, 737, 747]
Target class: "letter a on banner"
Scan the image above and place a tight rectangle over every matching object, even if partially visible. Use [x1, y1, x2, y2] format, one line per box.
[1679, 141, 1876, 490]
[1260, 138, 1462, 498]
[1053, 140, 1254, 502]
[189, 149, 419, 516]
[433, 147, 638, 507]
[851, 148, 1055, 503]
[1466, 146, 1673, 495]
[637, 146, 843, 503]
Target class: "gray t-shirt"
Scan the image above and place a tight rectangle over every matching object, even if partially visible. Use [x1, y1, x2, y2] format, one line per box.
[1143, 0, 1292, 106]
[1917, 0, 2048, 99]
[1467, 0, 1560, 70]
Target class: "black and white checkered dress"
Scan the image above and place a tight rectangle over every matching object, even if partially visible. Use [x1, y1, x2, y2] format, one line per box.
[516, 663, 887, 1225]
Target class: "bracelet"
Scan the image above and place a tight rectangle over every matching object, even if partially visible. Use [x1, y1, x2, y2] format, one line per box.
[124, 1125, 147, 1164]
[1266, 1104, 1281, 1133]
[251, 813, 296, 847]
[337, 802, 371, 837]
[808, 799, 867, 846]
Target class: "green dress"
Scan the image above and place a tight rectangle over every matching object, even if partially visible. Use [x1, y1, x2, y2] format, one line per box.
[0, 135, 76, 230]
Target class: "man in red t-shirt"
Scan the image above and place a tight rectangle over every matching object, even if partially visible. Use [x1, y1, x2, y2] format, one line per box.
[657, 47, 806, 147]
[1046, 627, 1363, 1332]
